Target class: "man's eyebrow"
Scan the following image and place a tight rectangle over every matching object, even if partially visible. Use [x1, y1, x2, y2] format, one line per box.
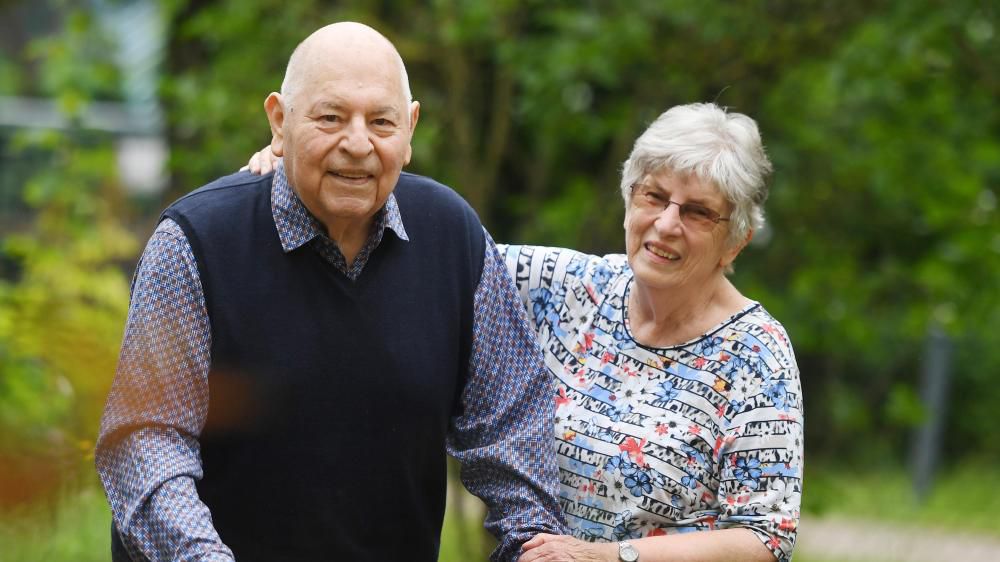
[370, 106, 402, 118]
[309, 100, 343, 113]
[308, 101, 401, 119]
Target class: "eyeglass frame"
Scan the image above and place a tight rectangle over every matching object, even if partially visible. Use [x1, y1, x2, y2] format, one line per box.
[628, 182, 731, 229]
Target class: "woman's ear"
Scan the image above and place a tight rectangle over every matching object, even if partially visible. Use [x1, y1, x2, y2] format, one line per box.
[721, 229, 753, 268]
[264, 92, 286, 157]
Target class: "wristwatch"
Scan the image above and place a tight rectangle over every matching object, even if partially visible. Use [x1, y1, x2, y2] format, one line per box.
[617, 541, 640, 562]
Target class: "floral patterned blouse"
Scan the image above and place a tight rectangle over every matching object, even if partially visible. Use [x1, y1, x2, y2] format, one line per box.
[500, 245, 804, 562]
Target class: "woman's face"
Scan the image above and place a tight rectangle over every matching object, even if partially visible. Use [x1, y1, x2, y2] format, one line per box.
[624, 167, 744, 294]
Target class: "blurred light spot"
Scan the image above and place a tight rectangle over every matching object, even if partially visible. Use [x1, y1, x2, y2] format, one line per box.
[827, 300, 845, 321]
[975, 189, 996, 212]
[562, 82, 593, 113]
[932, 303, 956, 326]
[966, 17, 994, 44]
[973, 189, 996, 225]
[923, 49, 951, 71]
[750, 223, 772, 247]
[55, 375, 74, 397]
[116, 135, 168, 195]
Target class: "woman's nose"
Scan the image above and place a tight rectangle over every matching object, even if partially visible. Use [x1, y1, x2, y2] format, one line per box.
[654, 201, 685, 233]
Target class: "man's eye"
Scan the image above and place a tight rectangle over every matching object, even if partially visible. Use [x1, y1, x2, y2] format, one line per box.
[321, 115, 340, 123]
[372, 118, 394, 127]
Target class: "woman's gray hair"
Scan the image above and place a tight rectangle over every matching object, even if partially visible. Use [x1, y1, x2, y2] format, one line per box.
[620, 103, 772, 248]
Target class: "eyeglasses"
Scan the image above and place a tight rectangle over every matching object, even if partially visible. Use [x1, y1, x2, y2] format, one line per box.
[629, 183, 730, 231]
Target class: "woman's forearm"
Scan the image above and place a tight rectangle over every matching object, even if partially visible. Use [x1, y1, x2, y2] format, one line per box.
[623, 528, 776, 562]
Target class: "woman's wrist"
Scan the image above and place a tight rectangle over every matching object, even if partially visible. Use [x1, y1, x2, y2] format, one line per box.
[604, 541, 625, 561]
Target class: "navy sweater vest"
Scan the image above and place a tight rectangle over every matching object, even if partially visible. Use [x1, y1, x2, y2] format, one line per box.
[162, 171, 484, 561]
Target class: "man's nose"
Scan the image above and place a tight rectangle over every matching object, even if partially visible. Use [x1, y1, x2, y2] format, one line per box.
[341, 117, 373, 157]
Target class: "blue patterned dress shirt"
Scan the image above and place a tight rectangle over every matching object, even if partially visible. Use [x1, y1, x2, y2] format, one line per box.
[96, 166, 566, 561]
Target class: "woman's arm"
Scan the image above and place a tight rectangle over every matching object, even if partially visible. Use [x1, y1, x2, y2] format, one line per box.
[243, 145, 279, 174]
[520, 528, 774, 562]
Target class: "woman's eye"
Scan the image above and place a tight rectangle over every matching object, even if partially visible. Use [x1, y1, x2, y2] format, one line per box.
[686, 205, 715, 220]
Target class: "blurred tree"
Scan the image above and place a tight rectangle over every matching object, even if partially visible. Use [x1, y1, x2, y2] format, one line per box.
[163, 0, 1000, 472]
[4, 0, 996, 535]
[0, 9, 136, 505]
[745, 0, 1000, 463]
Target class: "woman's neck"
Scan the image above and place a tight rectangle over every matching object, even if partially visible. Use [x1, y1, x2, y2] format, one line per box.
[627, 274, 748, 348]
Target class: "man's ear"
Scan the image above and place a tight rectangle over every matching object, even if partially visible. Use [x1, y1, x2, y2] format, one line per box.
[264, 93, 286, 157]
[403, 100, 420, 166]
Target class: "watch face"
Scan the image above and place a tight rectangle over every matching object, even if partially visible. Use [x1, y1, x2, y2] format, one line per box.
[619, 541, 639, 562]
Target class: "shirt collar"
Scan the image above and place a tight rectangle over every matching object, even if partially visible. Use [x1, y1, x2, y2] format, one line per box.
[270, 163, 408, 253]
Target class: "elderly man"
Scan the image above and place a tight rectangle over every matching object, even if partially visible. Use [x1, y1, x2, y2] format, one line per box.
[96, 22, 565, 561]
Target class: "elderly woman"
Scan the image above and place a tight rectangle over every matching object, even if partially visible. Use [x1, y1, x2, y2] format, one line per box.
[507, 103, 802, 562]
[247, 102, 802, 562]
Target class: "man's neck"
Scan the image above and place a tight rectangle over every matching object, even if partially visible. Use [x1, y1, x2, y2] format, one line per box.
[324, 216, 377, 266]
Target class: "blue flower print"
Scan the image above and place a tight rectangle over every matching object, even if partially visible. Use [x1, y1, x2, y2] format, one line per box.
[671, 493, 682, 508]
[610, 323, 636, 351]
[746, 355, 768, 380]
[681, 472, 698, 490]
[592, 419, 616, 440]
[604, 452, 628, 473]
[726, 398, 745, 416]
[529, 285, 568, 336]
[734, 457, 762, 490]
[580, 523, 606, 542]
[652, 471, 667, 488]
[721, 355, 748, 378]
[624, 470, 653, 497]
[565, 257, 587, 278]
[612, 510, 640, 540]
[697, 335, 725, 356]
[596, 322, 636, 352]
[529, 287, 554, 326]
[606, 452, 641, 480]
[681, 443, 709, 471]
[766, 380, 789, 411]
[569, 458, 598, 479]
[607, 401, 633, 422]
[591, 263, 614, 295]
[599, 301, 618, 321]
[655, 380, 678, 402]
[619, 458, 639, 478]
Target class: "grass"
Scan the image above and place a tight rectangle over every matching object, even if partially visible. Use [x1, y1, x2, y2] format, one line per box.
[438, 497, 493, 562]
[0, 483, 110, 562]
[2, 461, 996, 561]
[802, 459, 1000, 536]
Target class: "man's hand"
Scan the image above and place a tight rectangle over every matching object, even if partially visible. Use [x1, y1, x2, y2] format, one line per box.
[519, 533, 618, 562]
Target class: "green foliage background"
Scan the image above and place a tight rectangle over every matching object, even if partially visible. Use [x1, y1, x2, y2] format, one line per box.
[0, 0, 997, 556]
[158, 0, 1000, 466]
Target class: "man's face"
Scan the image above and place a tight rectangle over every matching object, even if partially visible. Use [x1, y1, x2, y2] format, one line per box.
[267, 47, 419, 234]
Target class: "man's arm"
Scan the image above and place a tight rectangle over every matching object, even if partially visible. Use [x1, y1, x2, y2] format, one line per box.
[446, 230, 568, 562]
[95, 219, 233, 561]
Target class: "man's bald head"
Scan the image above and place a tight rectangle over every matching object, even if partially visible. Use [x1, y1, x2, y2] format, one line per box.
[263, 21, 421, 247]
[279, 22, 412, 112]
